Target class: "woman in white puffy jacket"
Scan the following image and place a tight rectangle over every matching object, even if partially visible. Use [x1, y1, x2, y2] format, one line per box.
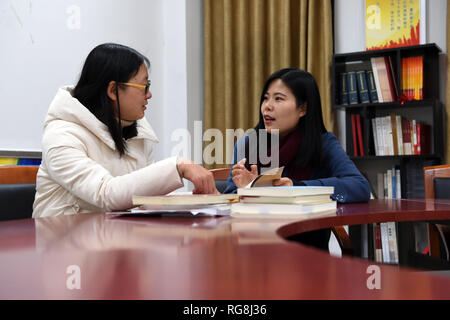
[33, 43, 217, 218]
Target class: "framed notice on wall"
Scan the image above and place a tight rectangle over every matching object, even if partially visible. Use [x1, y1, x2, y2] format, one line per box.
[366, 0, 426, 50]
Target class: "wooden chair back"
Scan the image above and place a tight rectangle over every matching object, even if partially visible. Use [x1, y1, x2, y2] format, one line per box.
[424, 164, 450, 199]
[209, 167, 230, 181]
[0, 166, 39, 184]
[423, 164, 450, 260]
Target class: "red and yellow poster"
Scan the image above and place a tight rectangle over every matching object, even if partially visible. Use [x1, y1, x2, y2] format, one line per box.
[366, 0, 422, 50]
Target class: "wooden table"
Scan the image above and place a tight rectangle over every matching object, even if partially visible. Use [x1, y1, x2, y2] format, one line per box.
[2, 199, 450, 300]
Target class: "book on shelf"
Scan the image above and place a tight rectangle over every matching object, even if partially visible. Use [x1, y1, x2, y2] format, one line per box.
[347, 71, 359, 105]
[375, 117, 384, 156]
[370, 57, 383, 102]
[373, 223, 383, 263]
[355, 70, 370, 103]
[386, 222, 399, 264]
[371, 57, 395, 103]
[401, 56, 424, 101]
[387, 169, 393, 199]
[392, 166, 396, 199]
[395, 167, 401, 199]
[377, 173, 384, 199]
[366, 70, 379, 103]
[395, 115, 403, 156]
[356, 114, 364, 156]
[386, 56, 399, 99]
[339, 72, 349, 105]
[380, 222, 390, 263]
[390, 113, 399, 155]
[351, 114, 358, 156]
[402, 118, 412, 155]
[384, 115, 394, 156]
[384, 57, 397, 101]
[371, 118, 379, 156]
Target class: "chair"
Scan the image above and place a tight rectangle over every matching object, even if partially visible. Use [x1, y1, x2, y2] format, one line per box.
[209, 167, 353, 255]
[423, 165, 450, 260]
[0, 166, 39, 221]
[209, 167, 231, 193]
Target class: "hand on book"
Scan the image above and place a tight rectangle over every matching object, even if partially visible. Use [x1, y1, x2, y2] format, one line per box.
[232, 158, 258, 188]
[272, 178, 293, 187]
[177, 158, 219, 194]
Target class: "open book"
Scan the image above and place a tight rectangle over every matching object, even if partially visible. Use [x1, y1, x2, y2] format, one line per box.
[245, 166, 284, 187]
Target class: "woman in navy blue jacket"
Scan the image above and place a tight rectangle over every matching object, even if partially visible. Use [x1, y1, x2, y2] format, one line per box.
[224, 68, 370, 250]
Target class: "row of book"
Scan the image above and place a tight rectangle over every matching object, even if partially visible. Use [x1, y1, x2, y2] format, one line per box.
[338, 55, 424, 105]
[371, 114, 430, 156]
[402, 56, 424, 101]
[373, 222, 399, 264]
[350, 113, 431, 157]
[376, 167, 401, 200]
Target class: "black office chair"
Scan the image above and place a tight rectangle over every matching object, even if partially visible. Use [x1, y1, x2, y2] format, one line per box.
[0, 166, 38, 221]
[0, 183, 36, 221]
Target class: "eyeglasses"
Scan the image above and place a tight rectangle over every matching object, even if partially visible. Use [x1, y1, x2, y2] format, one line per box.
[118, 80, 151, 94]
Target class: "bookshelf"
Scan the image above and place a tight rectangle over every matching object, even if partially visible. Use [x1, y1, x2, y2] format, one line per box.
[332, 43, 444, 200]
[333, 44, 446, 269]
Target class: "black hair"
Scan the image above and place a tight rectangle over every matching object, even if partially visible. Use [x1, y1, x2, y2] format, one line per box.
[73, 43, 150, 156]
[254, 68, 327, 169]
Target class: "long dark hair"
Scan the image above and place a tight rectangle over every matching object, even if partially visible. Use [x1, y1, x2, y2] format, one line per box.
[73, 43, 150, 156]
[254, 68, 327, 169]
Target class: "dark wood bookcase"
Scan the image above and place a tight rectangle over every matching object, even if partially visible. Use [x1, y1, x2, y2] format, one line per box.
[333, 44, 447, 269]
[332, 43, 444, 199]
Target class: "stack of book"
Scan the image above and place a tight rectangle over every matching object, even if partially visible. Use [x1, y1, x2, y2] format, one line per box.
[231, 186, 336, 219]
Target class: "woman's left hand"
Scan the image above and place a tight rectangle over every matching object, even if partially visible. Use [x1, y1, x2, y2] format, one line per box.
[272, 178, 293, 187]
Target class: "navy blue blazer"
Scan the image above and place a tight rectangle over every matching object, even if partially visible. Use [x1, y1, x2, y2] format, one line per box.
[223, 132, 370, 203]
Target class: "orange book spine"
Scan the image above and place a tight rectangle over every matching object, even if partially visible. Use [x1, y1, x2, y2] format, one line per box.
[419, 56, 423, 99]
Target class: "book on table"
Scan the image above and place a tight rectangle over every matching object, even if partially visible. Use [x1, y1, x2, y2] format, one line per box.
[237, 186, 334, 197]
[230, 201, 337, 219]
[108, 194, 240, 217]
[132, 194, 238, 206]
[232, 186, 336, 218]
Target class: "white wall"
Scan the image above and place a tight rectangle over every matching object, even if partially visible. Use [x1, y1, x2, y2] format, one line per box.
[0, 0, 197, 163]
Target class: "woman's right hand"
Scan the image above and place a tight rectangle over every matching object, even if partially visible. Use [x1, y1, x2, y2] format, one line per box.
[231, 158, 258, 188]
[177, 159, 218, 194]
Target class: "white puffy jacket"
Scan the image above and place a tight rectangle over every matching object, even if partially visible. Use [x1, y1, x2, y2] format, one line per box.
[32, 87, 183, 218]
